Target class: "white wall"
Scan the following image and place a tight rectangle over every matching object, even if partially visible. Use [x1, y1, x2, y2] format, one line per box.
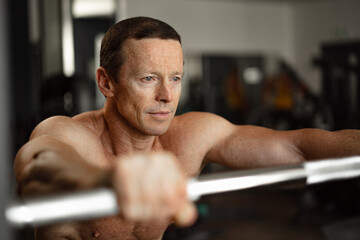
[126, 0, 293, 58]
[125, 0, 360, 95]
[292, 0, 360, 94]
[125, 0, 296, 105]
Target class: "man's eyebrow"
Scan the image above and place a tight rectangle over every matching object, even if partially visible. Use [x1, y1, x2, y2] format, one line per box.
[134, 71, 184, 77]
[172, 71, 184, 77]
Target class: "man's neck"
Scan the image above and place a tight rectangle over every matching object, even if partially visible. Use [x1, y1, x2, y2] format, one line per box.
[101, 100, 159, 156]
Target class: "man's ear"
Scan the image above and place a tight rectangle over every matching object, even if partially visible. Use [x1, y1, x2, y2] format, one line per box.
[96, 67, 115, 98]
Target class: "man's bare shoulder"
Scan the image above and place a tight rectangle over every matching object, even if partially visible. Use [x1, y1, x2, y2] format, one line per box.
[24, 111, 108, 167]
[28, 111, 105, 158]
[161, 112, 236, 170]
[31, 115, 88, 140]
[31, 110, 102, 139]
[169, 111, 235, 133]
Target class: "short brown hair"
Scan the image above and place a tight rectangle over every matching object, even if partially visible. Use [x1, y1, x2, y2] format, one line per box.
[100, 16, 182, 82]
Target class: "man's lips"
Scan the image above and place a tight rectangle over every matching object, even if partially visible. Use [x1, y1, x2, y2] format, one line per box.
[149, 111, 170, 115]
[148, 111, 171, 120]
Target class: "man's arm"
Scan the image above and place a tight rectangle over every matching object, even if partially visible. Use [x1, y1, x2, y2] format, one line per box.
[198, 112, 360, 169]
[14, 116, 196, 226]
[14, 117, 109, 197]
[293, 128, 360, 160]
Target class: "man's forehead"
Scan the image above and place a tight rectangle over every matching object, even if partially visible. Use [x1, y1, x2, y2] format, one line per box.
[126, 39, 182, 61]
[124, 38, 182, 49]
[123, 38, 184, 64]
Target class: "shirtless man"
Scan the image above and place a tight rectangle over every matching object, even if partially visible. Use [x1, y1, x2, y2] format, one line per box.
[14, 16, 360, 240]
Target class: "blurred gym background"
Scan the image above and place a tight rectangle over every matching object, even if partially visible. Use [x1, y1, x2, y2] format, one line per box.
[1, 0, 360, 239]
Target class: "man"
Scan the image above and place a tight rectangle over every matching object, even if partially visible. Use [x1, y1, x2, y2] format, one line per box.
[14, 16, 360, 240]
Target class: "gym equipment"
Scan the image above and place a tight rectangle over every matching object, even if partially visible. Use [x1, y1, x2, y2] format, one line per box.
[5, 156, 360, 227]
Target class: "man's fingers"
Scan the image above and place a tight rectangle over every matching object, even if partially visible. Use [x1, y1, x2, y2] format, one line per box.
[113, 151, 194, 223]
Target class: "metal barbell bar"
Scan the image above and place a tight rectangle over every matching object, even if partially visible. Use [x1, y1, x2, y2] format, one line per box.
[5, 156, 360, 227]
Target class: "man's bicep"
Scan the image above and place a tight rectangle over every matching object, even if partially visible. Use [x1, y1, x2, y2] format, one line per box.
[204, 124, 260, 168]
[202, 114, 238, 165]
[206, 124, 305, 169]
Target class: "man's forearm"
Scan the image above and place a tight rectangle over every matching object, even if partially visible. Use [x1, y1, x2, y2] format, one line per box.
[296, 129, 360, 160]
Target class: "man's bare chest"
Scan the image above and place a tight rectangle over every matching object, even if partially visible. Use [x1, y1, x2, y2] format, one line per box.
[85, 138, 204, 178]
[76, 216, 168, 240]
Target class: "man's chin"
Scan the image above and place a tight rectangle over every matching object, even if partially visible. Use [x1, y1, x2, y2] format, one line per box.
[142, 123, 170, 136]
[141, 116, 173, 136]
[145, 127, 168, 136]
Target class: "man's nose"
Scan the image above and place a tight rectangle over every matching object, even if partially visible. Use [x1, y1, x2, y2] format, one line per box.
[156, 80, 173, 103]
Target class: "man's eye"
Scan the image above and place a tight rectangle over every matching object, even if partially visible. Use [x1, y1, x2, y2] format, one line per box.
[172, 77, 181, 82]
[144, 76, 154, 81]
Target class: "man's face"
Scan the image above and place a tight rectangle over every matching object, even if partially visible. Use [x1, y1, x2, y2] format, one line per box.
[112, 38, 183, 136]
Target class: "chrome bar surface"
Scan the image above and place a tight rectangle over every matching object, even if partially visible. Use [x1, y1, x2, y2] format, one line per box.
[6, 188, 118, 227]
[187, 164, 306, 200]
[305, 156, 360, 184]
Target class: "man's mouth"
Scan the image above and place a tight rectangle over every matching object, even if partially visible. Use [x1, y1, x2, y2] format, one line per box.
[148, 111, 171, 120]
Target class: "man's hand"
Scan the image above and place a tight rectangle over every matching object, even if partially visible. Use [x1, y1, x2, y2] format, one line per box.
[113, 151, 197, 226]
